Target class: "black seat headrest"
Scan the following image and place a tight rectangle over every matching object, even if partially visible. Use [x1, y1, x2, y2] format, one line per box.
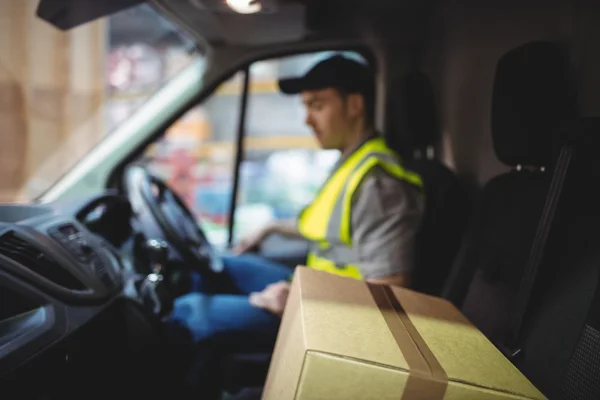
[387, 72, 439, 155]
[492, 41, 577, 167]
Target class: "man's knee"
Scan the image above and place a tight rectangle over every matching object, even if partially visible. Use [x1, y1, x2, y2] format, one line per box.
[170, 293, 214, 343]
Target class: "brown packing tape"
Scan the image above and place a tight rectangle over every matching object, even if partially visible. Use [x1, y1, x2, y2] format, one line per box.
[367, 283, 448, 400]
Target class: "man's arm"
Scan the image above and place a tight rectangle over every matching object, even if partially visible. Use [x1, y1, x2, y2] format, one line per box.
[233, 219, 303, 254]
[264, 218, 303, 239]
[351, 166, 425, 287]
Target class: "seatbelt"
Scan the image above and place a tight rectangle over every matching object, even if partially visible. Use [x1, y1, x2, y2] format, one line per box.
[504, 140, 575, 358]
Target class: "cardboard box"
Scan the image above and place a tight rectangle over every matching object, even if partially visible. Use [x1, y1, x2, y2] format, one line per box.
[262, 268, 546, 400]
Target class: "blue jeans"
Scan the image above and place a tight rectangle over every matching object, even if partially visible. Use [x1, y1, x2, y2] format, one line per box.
[166, 254, 293, 398]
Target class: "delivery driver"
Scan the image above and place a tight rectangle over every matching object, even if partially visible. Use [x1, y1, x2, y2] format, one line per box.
[168, 55, 424, 398]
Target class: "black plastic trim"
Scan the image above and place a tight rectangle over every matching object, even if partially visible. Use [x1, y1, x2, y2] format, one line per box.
[0, 271, 68, 376]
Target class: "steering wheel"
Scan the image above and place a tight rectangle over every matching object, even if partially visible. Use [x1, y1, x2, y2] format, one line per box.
[124, 165, 224, 275]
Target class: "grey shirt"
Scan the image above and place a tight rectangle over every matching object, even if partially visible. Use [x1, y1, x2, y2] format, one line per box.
[351, 167, 424, 279]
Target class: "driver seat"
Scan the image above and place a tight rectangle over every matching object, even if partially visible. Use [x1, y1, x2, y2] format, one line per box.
[386, 71, 471, 295]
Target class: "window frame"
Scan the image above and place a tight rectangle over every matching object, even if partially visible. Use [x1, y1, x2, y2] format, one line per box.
[228, 66, 251, 245]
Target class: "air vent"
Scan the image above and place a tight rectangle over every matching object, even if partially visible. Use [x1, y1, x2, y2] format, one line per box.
[0, 286, 40, 323]
[0, 231, 87, 291]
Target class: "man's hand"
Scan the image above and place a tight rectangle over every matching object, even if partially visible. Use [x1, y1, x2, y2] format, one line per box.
[248, 281, 291, 317]
[232, 219, 303, 254]
[232, 226, 270, 255]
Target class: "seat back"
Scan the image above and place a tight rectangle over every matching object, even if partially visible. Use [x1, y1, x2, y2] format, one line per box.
[514, 120, 600, 398]
[387, 72, 470, 295]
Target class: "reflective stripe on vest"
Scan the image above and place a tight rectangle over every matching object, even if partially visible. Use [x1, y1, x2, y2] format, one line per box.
[298, 136, 423, 279]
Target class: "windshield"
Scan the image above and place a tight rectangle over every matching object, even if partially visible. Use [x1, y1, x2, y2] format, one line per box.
[0, 3, 201, 202]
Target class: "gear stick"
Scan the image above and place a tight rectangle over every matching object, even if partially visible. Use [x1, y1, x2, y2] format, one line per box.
[137, 238, 172, 317]
[145, 238, 169, 276]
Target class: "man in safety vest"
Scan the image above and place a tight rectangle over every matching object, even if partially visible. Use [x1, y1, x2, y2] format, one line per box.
[235, 55, 425, 315]
[168, 55, 424, 398]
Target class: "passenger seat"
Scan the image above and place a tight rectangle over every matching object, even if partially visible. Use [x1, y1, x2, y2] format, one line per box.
[442, 40, 587, 399]
[442, 41, 576, 341]
[516, 119, 600, 399]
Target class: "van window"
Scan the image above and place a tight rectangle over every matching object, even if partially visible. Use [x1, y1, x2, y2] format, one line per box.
[10, 4, 200, 202]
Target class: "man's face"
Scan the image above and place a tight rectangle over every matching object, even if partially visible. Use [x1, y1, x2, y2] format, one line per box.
[301, 88, 353, 150]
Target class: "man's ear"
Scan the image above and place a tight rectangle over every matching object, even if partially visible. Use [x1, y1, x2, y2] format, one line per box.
[346, 93, 365, 119]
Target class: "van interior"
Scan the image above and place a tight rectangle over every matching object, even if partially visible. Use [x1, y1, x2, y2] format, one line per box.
[1, 0, 600, 399]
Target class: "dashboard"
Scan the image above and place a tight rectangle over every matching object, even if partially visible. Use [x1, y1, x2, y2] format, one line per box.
[0, 192, 170, 399]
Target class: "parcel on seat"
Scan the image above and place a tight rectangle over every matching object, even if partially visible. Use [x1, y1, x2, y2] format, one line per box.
[262, 268, 546, 400]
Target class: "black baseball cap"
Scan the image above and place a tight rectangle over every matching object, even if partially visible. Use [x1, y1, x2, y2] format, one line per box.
[278, 55, 373, 97]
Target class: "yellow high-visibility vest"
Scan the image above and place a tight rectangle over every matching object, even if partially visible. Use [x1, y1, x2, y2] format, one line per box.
[297, 136, 423, 279]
